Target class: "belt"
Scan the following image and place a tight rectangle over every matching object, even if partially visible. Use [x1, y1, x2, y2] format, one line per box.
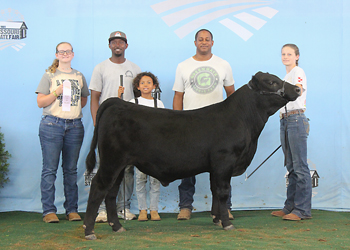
[44, 115, 81, 123]
[281, 109, 304, 119]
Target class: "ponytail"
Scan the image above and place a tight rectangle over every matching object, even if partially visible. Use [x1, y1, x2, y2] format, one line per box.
[46, 59, 59, 73]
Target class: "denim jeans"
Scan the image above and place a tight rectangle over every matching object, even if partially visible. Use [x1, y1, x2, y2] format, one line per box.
[178, 176, 232, 210]
[39, 115, 84, 216]
[98, 164, 134, 213]
[135, 167, 160, 211]
[280, 112, 312, 218]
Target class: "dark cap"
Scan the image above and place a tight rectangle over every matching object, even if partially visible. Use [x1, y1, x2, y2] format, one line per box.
[109, 31, 127, 43]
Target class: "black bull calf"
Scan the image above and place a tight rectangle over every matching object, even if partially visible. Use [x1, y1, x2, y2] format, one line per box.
[83, 72, 300, 240]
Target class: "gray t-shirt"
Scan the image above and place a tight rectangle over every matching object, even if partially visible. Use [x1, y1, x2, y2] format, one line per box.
[89, 59, 141, 103]
[36, 69, 89, 119]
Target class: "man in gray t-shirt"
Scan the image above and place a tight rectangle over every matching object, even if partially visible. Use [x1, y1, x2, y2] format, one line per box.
[89, 31, 141, 222]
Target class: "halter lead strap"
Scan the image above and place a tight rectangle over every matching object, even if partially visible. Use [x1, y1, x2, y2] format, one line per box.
[247, 80, 286, 97]
[284, 105, 288, 167]
[260, 81, 286, 97]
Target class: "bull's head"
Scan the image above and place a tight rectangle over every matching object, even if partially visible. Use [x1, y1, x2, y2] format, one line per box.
[248, 71, 300, 102]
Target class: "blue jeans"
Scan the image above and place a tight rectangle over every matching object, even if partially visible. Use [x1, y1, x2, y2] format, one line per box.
[135, 168, 160, 211]
[98, 164, 134, 213]
[178, 176, 232, 210]
[280, 112, 312, 218]
[39, 115, 84, 216]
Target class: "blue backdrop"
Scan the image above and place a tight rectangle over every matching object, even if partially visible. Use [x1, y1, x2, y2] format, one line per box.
[1, 0, 349, 214]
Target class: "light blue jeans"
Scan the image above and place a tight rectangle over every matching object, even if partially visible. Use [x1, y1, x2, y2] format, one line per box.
[280, 112, 312, 218]
[39, 115, 84, 216]
[135, 168, 160, 211]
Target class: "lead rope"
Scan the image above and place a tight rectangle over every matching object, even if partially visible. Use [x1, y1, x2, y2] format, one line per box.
[284, 106, 288, 167]
[120, 75, 126, 223]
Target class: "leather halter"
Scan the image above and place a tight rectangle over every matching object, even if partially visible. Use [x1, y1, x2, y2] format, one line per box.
[248, 80, 286, 97]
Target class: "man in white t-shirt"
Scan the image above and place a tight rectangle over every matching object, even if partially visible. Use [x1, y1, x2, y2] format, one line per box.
[173, 29, 235, 220]
[89, 31, 141, 222]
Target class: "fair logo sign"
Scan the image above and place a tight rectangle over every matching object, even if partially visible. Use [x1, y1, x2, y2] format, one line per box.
[0, 8, 27, 51]
[151, 0, 278, 41]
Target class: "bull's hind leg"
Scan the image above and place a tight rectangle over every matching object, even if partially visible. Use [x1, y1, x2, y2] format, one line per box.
[210, 173, 234, 230]
[84, 174, 108, 240]
[211, 194, 220, 225]
[84, 163, 125, 240]
[210, 176, 220, 225]
[105, 170, 126, 233]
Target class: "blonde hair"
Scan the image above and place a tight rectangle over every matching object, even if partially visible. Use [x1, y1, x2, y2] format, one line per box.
[46, 42, 73, 73]
[282, 43, 300, 66]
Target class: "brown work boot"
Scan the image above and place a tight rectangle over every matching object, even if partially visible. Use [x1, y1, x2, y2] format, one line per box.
[271, 210, 286, 217]
[138, 210, 148, 221]
[66, 212, 81, 221]
[177, 208, 191, 220]
[43, 213, 59, 223]
[150, 210, 161, 221]
[282, 213, 301, 221]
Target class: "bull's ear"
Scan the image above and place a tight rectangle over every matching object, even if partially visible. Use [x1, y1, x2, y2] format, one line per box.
[249, 74, 259, 90]
[253, 71, 262, 83]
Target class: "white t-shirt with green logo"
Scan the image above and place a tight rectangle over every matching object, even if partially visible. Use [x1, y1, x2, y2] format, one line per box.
[172, 55, 234, 110]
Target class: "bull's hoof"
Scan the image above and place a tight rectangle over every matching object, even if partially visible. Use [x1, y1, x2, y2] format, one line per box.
[113, 227, 126, 233]
[213, 220, 222, 226]
[224, 224, 235, 231]
[85, 234, 97, 240]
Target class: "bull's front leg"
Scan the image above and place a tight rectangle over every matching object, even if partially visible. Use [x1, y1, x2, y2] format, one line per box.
[218, 191, 234, 230]
[210, 175, 220, 225]
[210, 173, 234, 230]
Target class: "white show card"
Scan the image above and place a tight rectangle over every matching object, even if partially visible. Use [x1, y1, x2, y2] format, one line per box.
[62, 79, 71, 111]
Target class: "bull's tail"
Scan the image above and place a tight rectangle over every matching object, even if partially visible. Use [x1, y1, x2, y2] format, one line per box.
[86, 98, 119, 175]
[86, 126, 98, 175]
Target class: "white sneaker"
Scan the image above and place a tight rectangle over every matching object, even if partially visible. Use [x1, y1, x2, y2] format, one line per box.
[117, 208, 136, 220]
[95, 211, 107, 223]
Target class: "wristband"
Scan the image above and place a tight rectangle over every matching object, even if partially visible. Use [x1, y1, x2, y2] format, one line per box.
[53, 90, 58, 97]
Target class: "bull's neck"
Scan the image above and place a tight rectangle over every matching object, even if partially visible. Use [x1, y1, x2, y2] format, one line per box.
[226, 85, 286, 140]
